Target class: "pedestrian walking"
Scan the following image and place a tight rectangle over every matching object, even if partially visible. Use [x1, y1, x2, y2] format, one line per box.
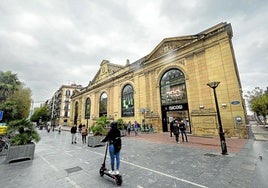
[179, 120, 188, 142]
[58, 124, 61, 134]
[134, 121, 139, 136]
[47, 124, 51, 133]
[173, 120, 180, 143]
[170, 118, 174, 137]
[127, 121, 131, 136]
[71, 124, 77, 144]
[81, 125, 88, 144]
[78, 123, 82, 133]
[101, 121, 122, 175]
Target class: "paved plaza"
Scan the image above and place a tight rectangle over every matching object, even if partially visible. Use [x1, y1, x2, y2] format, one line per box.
[0, 126, 267, 188]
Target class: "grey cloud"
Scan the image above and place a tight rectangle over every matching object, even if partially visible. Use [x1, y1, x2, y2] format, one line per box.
[0, 0, 267, 104]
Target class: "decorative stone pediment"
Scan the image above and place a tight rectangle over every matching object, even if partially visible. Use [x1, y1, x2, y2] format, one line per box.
[91, 60, 124, 84]
[146, 36, 195, 61]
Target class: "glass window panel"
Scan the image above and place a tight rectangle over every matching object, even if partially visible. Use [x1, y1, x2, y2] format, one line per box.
[160, 69, 187, 105]
[122, 84, 134, 117]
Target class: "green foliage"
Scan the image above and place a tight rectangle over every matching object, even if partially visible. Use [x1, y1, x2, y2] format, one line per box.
[0, 70, 21, 102]
[0, 70, 32, 122]
[30, 105, 50, 123]
[96, 116, 110, 127]
[88, 116, 109, 136]
[0, 100, 18, 122]
[88, 124, 107, 136]
[7, 118, 40, 146]
[9, 85, 32, 119]
[245, 87, 268, 124]
[117, 118, 124, 130]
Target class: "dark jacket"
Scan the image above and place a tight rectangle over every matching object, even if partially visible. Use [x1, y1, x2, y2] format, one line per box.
[102, 122, 121, 152]
[102, 126, 121, 144]
[71, 126, 77, 134]
[172, 123, 179, 135]
[179, 122, 186, 131]
[170, 121, 174, 131]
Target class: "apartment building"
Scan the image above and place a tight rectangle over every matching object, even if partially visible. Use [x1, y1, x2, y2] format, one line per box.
[50, 84, 83, 126]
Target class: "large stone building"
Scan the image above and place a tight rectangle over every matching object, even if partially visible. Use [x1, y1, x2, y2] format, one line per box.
[70, 22, 247, 138]
[49, 84, 83, 126]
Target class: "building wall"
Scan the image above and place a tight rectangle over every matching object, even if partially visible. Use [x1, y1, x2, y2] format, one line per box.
[70, 23, 247, 138]
[50, 84, 82, 126]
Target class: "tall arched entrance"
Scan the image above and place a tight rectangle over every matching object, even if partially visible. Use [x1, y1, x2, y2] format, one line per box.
[160, 69, 191, 133]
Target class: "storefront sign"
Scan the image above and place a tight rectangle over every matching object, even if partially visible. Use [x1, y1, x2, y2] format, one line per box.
[162, 104, 188, 111]
[169, 105, 184, 110]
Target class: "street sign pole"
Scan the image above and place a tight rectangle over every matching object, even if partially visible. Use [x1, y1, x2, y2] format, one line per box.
[0, 110, 3, 121]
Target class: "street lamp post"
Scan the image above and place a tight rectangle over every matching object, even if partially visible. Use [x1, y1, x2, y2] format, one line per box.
[85, 115, 89, 127]
[207, 81, 228, 155]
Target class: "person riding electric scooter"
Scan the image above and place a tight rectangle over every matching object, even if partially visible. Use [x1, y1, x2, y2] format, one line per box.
[100, 121, 122, 185]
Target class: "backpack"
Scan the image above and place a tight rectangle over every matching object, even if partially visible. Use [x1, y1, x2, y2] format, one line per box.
[113, 137, 122, 153]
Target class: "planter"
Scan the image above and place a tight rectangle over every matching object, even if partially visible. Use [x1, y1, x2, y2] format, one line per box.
[5, 143, 35, 164]
[87, 136, 105, 147]
[120, 130, 126, 137]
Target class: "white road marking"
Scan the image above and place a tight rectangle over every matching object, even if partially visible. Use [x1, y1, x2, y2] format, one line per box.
[65, 152, 73, 157]
[65, 177, 81, 188]
[122, 160, 208, 188]
[40, 155, 59, 172]
[88, 150, 207, 188]
[40, 155, 82, 188]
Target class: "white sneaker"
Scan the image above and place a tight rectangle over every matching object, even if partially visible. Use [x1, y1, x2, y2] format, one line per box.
[114, 170, 119, 175]
[108, 170, 114, 174]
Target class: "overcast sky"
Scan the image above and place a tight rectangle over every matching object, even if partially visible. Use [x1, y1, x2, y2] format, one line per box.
[1, 0, 267, 108]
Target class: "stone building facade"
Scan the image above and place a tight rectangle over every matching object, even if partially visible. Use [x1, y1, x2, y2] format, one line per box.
[70, 22, 247, 138]
[49, 84, 83, 126]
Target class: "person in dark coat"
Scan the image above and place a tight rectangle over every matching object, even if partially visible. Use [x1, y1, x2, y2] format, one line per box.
[170, 119, 174, 137]
[70, 124, 77, 144]
[179, 120, 188, 142]
[101, 122, 122, 175]
[172, 120, 180, 143]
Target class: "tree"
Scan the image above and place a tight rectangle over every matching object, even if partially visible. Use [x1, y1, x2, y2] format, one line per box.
[0, 100, 19, 122]
[30, 105, 50, 124]
[9, 85, 32, 119]
[0, 70, 21, 102]
[0, 70, 32, 122]
[245, 87, 268, 125]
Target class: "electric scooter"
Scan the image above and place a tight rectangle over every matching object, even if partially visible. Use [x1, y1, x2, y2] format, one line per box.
[99, 142, 123, 186]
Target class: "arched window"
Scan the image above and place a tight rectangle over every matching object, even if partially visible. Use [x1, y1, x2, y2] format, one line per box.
[99, 92, 107, 117]
[85, 97, 91, 119]
[160, 69, 187, 105]
[121, 84, 134, 117]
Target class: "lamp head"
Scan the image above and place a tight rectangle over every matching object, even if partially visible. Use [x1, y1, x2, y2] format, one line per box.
[207, 81, 220, 89]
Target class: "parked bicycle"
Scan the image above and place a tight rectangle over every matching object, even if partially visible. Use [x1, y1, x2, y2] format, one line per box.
[0, 135, 10, 156]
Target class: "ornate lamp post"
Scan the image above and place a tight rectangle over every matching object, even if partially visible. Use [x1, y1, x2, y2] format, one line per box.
[207, 81, 228, 155]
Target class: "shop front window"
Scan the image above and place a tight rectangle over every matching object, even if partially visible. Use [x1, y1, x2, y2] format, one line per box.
[121, 84, 134, 117]
[160, 69, 187, 105]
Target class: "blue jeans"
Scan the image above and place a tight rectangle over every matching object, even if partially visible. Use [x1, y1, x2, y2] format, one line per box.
[109, 144, 120, 171]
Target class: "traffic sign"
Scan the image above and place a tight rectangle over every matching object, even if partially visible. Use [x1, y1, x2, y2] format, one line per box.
[0, 111, 3, 121]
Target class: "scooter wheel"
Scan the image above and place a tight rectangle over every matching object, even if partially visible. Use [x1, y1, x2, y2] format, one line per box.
[115, 175, 122, 186]
[99, 168, 104, 176]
